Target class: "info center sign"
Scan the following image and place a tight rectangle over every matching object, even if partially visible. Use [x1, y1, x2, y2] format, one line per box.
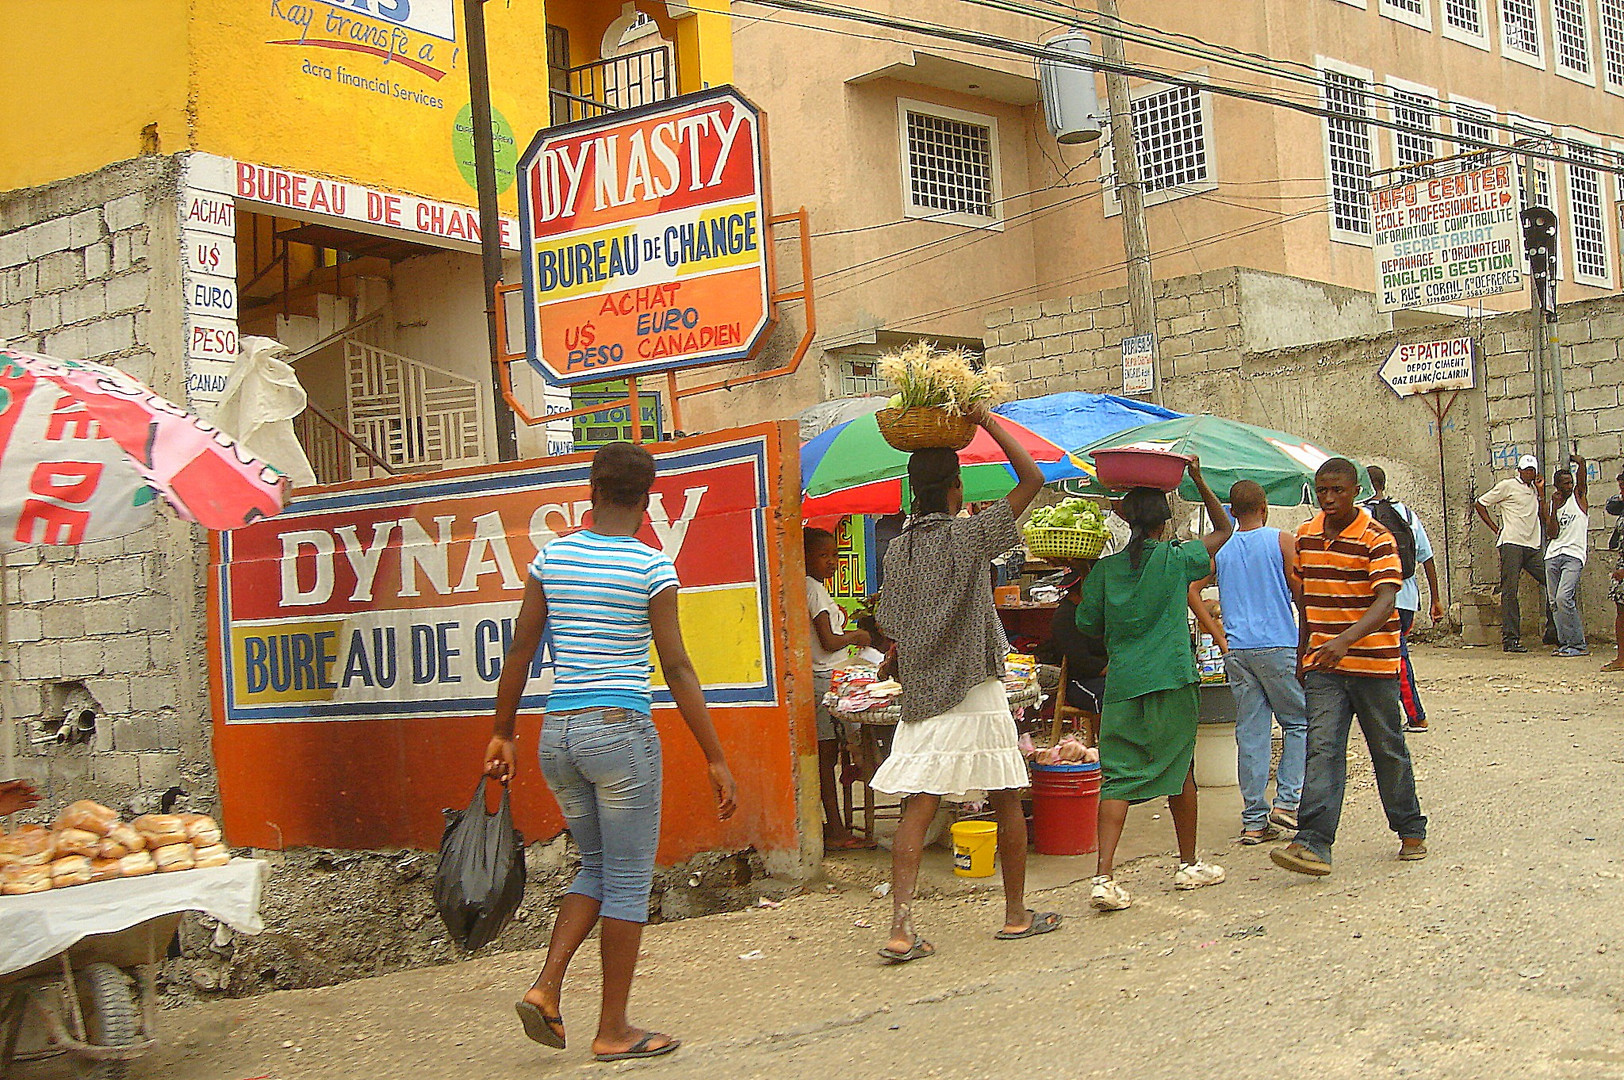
[516, 88, 773, 386]
[1371, 162, 1523, 312]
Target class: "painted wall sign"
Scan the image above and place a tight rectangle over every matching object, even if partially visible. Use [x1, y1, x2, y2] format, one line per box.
[232, 159, 519, 251]
[1371, 163, 1524, 311]
[181, 156, 241, 412]
[1121, 333, 1156, 395]
[1379, 336, 1477, 396]
[208, 424, 810, 856]
[517, 87, 774, 387]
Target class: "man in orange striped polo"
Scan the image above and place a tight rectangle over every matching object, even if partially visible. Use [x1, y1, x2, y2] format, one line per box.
[1272, 458, 1428, 877]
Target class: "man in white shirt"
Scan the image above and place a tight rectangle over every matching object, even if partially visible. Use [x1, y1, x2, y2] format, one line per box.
[1476, 454, 1553, 653]
[1541, 453, 1590, 657]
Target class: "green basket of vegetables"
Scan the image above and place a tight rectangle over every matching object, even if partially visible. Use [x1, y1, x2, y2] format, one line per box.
[1023, 498, 1110, 560]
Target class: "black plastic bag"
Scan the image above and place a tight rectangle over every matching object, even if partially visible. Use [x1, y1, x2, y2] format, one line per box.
[434, 778, 526, 951]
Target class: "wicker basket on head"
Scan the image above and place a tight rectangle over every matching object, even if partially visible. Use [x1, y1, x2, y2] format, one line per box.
[876, 406, 977, 452]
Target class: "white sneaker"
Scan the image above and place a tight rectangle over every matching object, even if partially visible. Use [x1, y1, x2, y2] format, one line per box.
[1174, 861, 1226, 890]
[1090, 874, 1132, 911]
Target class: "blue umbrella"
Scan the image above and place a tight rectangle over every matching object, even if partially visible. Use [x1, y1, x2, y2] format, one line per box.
[994, 392, 1182, 453]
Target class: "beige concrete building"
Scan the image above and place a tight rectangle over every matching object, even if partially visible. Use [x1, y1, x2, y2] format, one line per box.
[679, 0, 1624, 430]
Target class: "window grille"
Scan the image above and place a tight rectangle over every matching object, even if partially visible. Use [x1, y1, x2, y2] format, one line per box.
[1444, 0, 1484, 35]
[1568, 145, 1610, 280]
[1501, 0, 1542, 56]
[1132, 85, 1210, 194]
[1323, 70, 1374, 235]
[1553, 0, 1594, 74]
[1392, 90, 1438, 181]
[1382, 0, 1429, 21]
[840, 359, 889, 397]
[1514, 131, 1555, 210]
[1602, 0, 1624, 87]
[904, 109, 997, 220]
[1452, 104, 1496, 157]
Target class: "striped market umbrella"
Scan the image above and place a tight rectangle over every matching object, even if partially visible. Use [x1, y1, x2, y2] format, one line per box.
[801, 411, 1090, 518]
[1075, 414, 1369, 505]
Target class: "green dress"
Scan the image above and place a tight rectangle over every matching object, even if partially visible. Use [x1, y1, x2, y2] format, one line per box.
[1077, 539, 1213, 802]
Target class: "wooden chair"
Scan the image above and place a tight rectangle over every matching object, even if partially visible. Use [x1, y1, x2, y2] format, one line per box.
[1052, 657, 1100, 748]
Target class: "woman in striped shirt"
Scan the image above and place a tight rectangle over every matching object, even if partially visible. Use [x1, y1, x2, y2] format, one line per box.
[485, 442, 737, 1062]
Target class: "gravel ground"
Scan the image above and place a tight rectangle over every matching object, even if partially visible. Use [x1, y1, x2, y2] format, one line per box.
[19, 646, 1624, 1080]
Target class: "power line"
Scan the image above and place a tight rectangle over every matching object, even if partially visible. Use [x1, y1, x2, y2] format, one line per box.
[733, 0, 1624, 175]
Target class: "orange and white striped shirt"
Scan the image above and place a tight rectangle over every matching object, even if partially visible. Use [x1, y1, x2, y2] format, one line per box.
[1295, 508, 1404, 678]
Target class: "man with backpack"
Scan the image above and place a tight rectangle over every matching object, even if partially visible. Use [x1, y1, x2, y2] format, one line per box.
[1364, 467, 1441, 733]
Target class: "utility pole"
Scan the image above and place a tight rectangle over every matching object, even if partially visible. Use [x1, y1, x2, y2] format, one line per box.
[1096, 0, 1158, 403]
[1522, 206, 1563, 468]
[465, 0, 520, 462]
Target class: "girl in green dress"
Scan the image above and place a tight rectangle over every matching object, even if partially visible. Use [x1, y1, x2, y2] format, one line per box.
[1077, 456, 1232, 910]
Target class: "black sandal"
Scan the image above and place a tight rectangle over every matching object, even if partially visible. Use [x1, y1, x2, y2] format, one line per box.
[994, 910, 1062, 940]
[877, 936, 936, 963]
[515, 1000, 566, 1049]
[595, 1032, 681, 1061]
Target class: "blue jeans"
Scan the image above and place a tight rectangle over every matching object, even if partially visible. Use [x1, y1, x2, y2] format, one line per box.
[1545, 553, 1587, 649]
[1296, 672, 1426, 863]
[538, 707, 663, 923]
[1225, 648, 1307, 829]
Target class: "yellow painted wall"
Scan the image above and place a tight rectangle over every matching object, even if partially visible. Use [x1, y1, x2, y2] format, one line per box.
[0, 1, 190, 191]
[5, 2, 734, 210]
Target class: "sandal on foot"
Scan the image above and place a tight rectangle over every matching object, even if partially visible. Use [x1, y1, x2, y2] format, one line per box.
[877, 936, 935, 963]
[1399, 839, 1429, 861]
[1602, 660, 1624, 672]
[1271, 843, 1331, 877]
[826, 835, 876, 850]
[995, 910, 1062, 940]
[595, 1032, 680, 1062]
[1238, 825, 1282, 845]
[515, 1000, 565, 1049]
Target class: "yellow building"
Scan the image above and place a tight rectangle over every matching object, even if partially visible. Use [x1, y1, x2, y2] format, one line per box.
[2, 0, 732, 471]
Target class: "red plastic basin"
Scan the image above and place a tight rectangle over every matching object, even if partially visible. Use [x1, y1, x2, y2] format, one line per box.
[1093, 447, 1190, 491]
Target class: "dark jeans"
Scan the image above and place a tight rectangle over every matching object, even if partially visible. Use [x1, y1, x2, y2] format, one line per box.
[1296, 672, 1427, 863]
[1499, 543, 1554, 646]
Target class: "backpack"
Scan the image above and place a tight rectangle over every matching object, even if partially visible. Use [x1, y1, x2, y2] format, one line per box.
[1365, 498, 1418, 579]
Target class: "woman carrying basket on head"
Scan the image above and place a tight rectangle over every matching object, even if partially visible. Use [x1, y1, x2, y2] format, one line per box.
[870, 406, 1059, 964]
[1078, 458, 1233, 912]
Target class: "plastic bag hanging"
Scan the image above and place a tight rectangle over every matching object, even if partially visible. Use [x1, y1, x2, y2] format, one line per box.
[433, 778, 526, 951]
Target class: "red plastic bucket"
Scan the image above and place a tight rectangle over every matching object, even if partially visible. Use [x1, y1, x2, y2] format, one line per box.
[1030, 761, 1101, 856]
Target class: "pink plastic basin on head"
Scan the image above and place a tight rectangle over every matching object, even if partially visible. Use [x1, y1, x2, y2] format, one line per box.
[1093, 447, 1190, 491]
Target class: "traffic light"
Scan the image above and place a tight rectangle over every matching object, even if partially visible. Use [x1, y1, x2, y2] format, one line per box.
[1521, 206, 1558, 319]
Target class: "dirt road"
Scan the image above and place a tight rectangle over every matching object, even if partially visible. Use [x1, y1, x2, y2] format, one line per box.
[25, 647, 1624, 1080]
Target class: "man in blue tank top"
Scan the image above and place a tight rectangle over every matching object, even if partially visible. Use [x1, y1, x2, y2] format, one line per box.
[1190, 480, 1308, 843]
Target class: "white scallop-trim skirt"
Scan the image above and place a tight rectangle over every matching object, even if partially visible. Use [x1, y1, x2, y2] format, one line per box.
[869, 678, 1029, 799]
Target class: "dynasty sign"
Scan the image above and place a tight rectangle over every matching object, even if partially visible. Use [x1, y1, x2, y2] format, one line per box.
[517, 87, 773, 386]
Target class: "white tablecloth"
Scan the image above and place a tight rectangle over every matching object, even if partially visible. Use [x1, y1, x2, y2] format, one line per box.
[0, 859, 267, 976]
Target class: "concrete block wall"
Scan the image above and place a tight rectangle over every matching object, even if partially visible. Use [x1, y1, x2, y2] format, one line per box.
[983, 268, 1244, 395]
[0, 156, 208, 813]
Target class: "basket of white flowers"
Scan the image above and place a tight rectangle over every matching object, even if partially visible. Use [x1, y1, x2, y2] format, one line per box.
[875, 344, 1012, 452]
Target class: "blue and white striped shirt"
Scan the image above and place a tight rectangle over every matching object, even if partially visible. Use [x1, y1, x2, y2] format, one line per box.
[530, 530, 680, 714]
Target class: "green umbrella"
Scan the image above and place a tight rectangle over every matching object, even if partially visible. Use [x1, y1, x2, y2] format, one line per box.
[1074, 415, 1369, 506]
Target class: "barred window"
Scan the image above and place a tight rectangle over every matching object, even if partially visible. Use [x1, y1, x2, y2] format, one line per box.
[1600, 0, 1624, 86]
[1323, 69, 1374, 236]
[1568, 145, 1610, 280]
[1501, 0, 1543, 57]
[1132, 85, 1210, 194]
[1553, 0, 1594, 75]
[1452, 103, 1496, 158]
[903, 106, 997, 222]
[1392, 90, 1438, 181]
[1444, 0, 1484, 35]
[1381, 0, 1429, 24]
[1514, 130, 1555, 212]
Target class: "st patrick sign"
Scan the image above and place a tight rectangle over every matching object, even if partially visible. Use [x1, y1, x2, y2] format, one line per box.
[516, 88, 773, 386]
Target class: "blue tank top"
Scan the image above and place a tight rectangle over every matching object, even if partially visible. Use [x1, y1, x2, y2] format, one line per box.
[1212, 526, 1298, 650]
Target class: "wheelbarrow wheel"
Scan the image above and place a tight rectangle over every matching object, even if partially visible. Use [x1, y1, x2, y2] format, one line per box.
[72, 963, 138, 1080]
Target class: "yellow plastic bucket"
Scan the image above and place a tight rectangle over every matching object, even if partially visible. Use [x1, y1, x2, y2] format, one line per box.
[951, 821, 998, 878]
